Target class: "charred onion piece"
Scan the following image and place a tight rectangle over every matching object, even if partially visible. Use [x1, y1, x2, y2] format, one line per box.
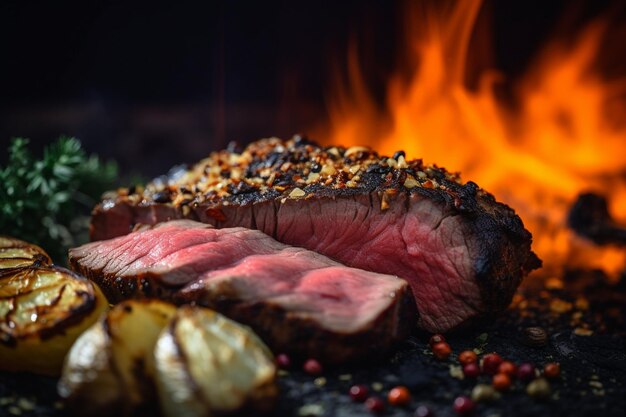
[0, 265, 108, 375]
[155, 306, 278, 417]
[58, 300, 177, 417]
[0, 236, 51, 271]
[59, 301, 277, 417]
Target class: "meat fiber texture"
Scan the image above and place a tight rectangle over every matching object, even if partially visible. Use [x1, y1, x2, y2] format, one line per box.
[70, 220, 415, 363]
[90, 136, 541, 332]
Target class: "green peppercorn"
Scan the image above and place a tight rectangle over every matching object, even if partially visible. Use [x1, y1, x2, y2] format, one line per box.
[471, 384, 499, 403]
[527, 378, 551, 400]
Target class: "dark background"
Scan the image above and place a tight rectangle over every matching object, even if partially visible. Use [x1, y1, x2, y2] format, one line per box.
[0, 0, 623, 177]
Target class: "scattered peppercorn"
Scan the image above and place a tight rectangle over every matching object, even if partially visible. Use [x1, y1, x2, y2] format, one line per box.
[481, 353, 503, 375]
[463, 363, 481, 378]
[303, 358, 322, 375]
[414, 405, 433, 417]
[453, 396, 475, 415]
[429, 334, 446, 346]
[526, 378, 551, 399]
[275, 353, 291, 369]
[432, 342, 452, 360]
[543, 363, 561, 379]
[349, 385, 369, 402]
[522, 326, 548, 347]
[517, 363, 536, 382]
[458, 350, 478, 365]
[492, 373, 512, 391]
[388, 386, 411, 406]
[365, 397, 385, 413]
[498, 361, 517, 377]
[471, 384, 498, 403]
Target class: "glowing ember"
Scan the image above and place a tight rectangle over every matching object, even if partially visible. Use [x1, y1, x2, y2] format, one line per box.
[316, 0, 626, 280]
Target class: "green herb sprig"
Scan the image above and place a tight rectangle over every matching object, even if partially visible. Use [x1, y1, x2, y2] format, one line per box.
[0, 137, 118, 263]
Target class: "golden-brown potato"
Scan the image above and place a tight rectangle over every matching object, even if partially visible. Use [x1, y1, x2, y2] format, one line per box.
[58, 300, 177, 417]
[0, 266, 108, 376]
[155, 306, 278, 417]
[0, 236, 51, 270]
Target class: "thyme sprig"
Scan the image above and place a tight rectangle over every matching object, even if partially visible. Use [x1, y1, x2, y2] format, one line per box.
[0, 137, 118, 262]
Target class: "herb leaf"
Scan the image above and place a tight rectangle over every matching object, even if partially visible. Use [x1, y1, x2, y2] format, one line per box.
[0, 137, 118, 263]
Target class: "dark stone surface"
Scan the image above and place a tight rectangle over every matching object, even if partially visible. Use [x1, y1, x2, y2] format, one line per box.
[1, 277, 625, 417]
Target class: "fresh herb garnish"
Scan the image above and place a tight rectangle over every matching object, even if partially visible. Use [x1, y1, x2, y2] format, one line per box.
[0, 137, 118, 263]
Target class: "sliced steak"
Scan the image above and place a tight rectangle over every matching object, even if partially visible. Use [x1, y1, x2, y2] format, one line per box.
[91, 136, 541, 332]
[70, 220, 415, 363]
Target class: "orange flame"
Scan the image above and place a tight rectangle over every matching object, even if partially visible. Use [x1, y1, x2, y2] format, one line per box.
[318, 0, 626, 280]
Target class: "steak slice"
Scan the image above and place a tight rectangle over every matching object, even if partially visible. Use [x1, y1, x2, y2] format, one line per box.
[91, 136, 541, 332]
[69, 220, 415, 363]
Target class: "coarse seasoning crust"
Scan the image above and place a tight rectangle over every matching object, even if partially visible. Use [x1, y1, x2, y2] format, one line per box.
[108, 135, 479, 211]
[91, 135, 540, 333]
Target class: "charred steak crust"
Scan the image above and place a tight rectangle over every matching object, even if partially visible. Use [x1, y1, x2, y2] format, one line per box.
[68, 257, 177, 302]
[91, 135, 486, 239]
[90, 136, 540, 331]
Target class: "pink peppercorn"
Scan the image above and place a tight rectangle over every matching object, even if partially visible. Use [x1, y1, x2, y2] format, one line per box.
[463, 363, 481, 378]
[498, 360, 517, 377]
[453, 396, 475, 415]
[275, 353, 291, 369]
[349, 385, 369, 402]
[303, 358, 322, 375]
[365, 397, 385, 413]
[432, 342, 452, 360]
[517, 363, 536, 382]
[388, 386, 411, 406]
[458, 350, 478, 365]
[481, 353, 503, 375]
[543, 362, 561, 379]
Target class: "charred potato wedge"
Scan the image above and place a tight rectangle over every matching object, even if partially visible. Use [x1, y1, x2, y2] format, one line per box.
[155, 306, 278, 417]
[58, 300, 177, 417]
[0, 236, 51, 271]
[0, 266, 108, 376]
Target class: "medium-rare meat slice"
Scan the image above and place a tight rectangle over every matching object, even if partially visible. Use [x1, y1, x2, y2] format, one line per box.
[91, 136, 541, 332]
[69, 220, 415, 362]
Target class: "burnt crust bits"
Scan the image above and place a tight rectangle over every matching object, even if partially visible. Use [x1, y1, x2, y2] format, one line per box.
[113, 136, 478, 209]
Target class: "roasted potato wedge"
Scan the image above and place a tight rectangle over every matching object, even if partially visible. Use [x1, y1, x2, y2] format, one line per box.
[58, 300, 177, 417]
[0, 265, 108, 375]
[0, 236, 51, 270]
[155, 306, 278, 417]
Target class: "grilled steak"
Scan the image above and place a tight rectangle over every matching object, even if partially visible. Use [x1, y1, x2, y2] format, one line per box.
[91, 136, 540, 332]
[70, 220, 415, 362]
